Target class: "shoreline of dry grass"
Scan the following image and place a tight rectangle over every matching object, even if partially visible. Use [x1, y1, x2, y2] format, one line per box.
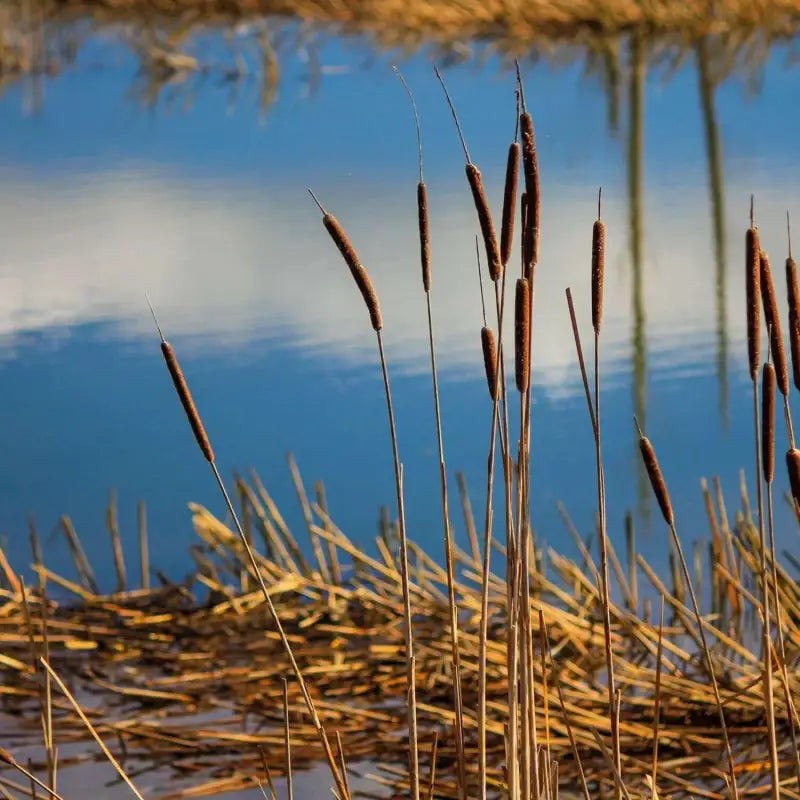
[0, 470, 797, 798]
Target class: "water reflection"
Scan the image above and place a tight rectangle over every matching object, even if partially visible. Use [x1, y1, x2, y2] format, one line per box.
[0, 11, 798, 578]
[0, 162, 778, 391]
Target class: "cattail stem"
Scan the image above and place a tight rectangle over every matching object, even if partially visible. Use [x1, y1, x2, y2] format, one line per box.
[396, 76, 462, 787]
[376, 329, 421, 800]
[147, 300, 349, 800]
[0, 746, 67, 800]
[635, 423, 739, 798]
[283, 679, 293, 800]
[477, 280, 508, 800]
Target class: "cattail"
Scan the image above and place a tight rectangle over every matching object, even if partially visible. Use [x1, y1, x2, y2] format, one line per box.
[759, 251, 788, 396]
[787, 448, 800, 506]
[746, 225, 761, 381]
[786, 253, 799, 315]
[519, 112, 540, 267]
[636, 427, 674, 527]
[466, 164, 502, 282]
[161, 342, 215, 463]
[417, 182, 431, 292]
[481, 326, 498, 401]
[500, 142, 520, 268]
[321, 214, 383, 332]
[521, 191, 533, 280]
[515, 278, 531, 393]
[591, 214, 605, 335]
[786, 244, 800, 391]
[762, 362, 776, 483]
[790, 312, 800, 393]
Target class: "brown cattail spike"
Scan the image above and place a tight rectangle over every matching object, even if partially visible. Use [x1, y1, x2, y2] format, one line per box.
[161, 342, 215, 463]
[418, 182, 431, 292]
[521, 191, 533, 280]
[481, 326, 498, 401]
[786, 216, 800, 391]
[746, 224, 761, 381]
[500, 142, 520, 268]
[762, 362, 776, 483]
[759, 251, 788, 396]
[515, 278, 531, 393]
[787, 448, 800, 507]
[317, 209, 383, 332]
[635, 421, 674, 527]
[519, 111, 540, 267]
[466, 164, 502, 283]
[592, 194, 605, 334]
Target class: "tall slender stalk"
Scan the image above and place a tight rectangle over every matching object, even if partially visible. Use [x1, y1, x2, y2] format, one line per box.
[636, 420, 738, 799]
[435, 65, 512, 800]
[309, 195, 420, 800]
[394, 67, 466, 798]
[146, 296, 348, 800]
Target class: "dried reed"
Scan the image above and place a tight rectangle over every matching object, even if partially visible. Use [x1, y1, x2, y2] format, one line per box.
[0, 746, 66, 800]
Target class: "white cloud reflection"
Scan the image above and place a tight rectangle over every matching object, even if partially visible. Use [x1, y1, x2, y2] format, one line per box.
[0, 163, 792, 394]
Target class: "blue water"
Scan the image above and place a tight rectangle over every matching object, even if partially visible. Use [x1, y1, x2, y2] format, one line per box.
[0, 28, 798, 590]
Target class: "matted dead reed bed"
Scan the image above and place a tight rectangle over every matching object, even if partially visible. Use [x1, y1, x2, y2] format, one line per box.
[0, 471, 798, 799]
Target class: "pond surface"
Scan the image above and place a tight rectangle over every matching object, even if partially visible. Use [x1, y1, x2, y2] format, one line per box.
[0, 24, 798, 589]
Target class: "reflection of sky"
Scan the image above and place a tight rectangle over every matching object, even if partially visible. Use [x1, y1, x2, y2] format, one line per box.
[0, 32, 799, 592]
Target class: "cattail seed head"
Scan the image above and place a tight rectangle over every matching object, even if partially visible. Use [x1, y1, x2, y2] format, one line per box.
[466, 163, 501, 283]
[786, 256, 800, 391]
[762, 362, 776, 483]
[521, 191, 533, 280]
[637, 431, 674, 527]
[515, 278, 531, 393]
[790, 311, 800, 393]
[500, 142, 520, 268]
[481, 326, 498, 401]
[787, 448, 800, 507]
[786, 254, 799, 316]
[417, 182, 431, 293]
[161, 342, 215, 463]
[746, 227, 761, 381]
[759, 251, 789, 396]
[519, 112, 540, 267]
[322, 214, 383, 331]
[592, 218, 605, 334]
